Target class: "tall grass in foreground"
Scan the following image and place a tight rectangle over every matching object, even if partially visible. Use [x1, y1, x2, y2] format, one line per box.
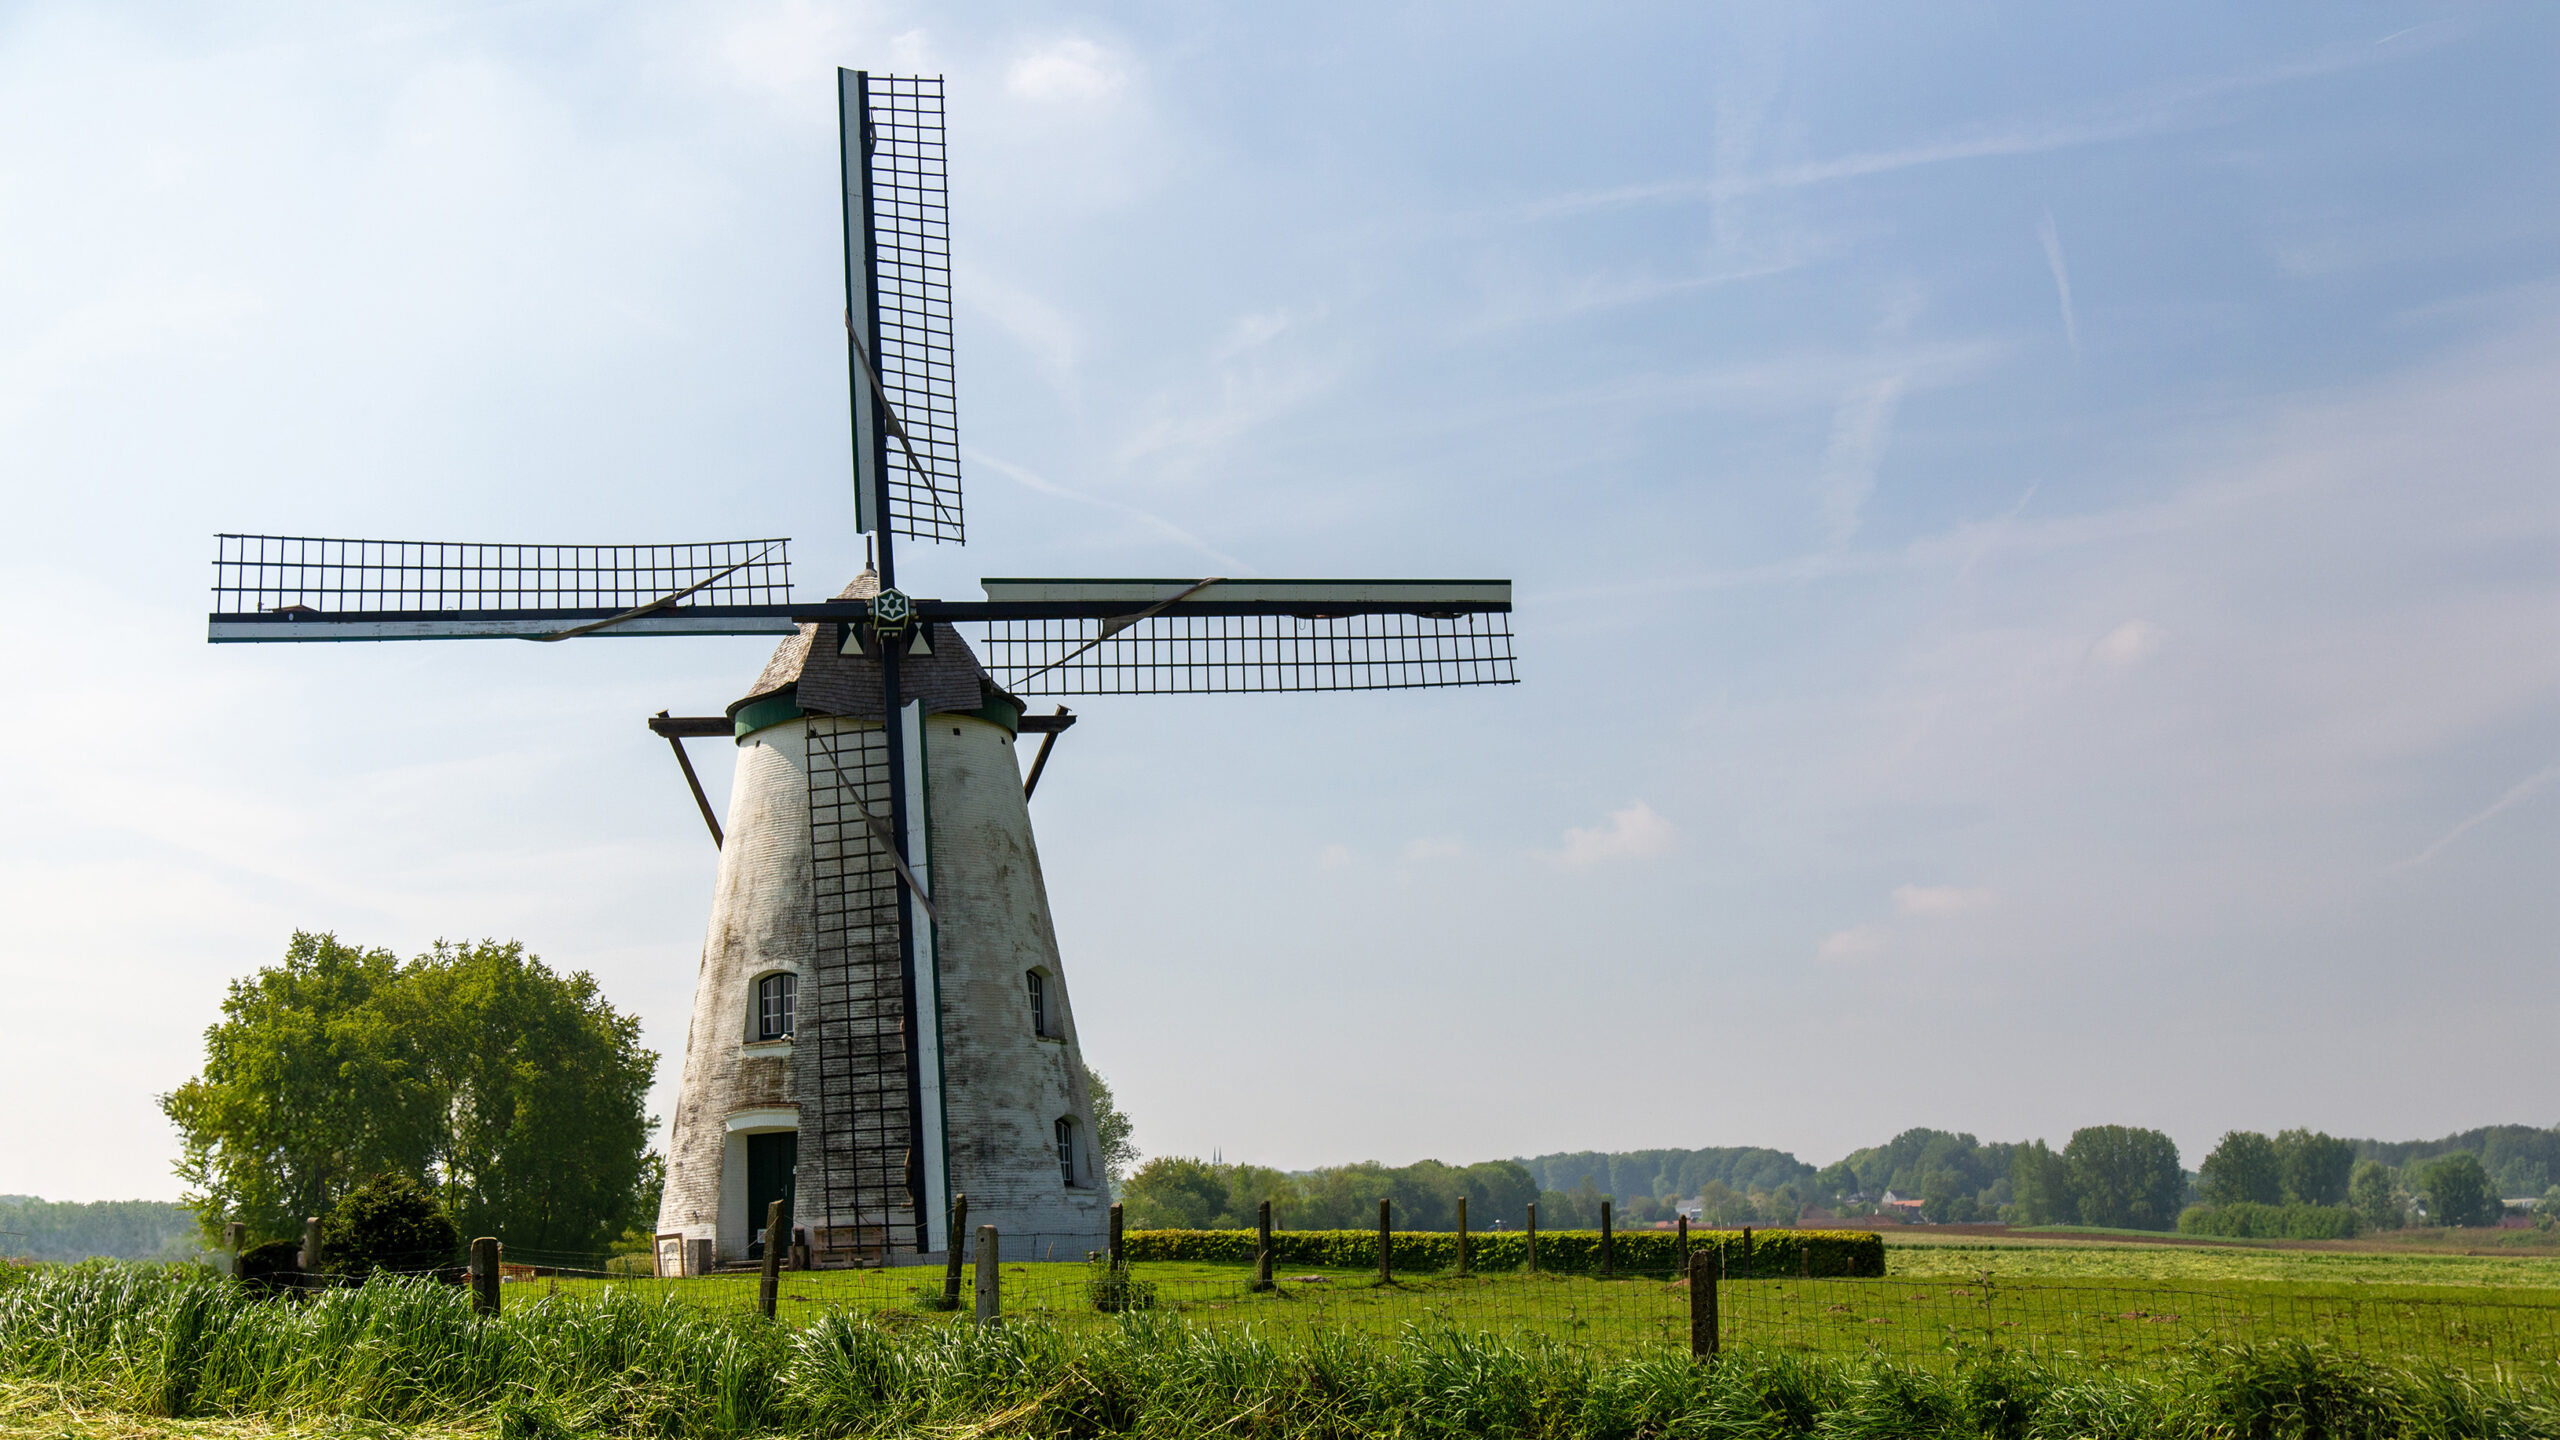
[4, 1262, 2557, 1438]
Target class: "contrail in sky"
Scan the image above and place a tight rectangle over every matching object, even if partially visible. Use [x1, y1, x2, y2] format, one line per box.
[2400, 762, 2560, 868]
[2038, 210, 2081, 357]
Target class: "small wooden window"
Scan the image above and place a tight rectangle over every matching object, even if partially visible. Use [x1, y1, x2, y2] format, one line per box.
[756, 973, 796, 1041]
[1026, 970, 1049, 1037]
[1056, 1117, 1077, 1186]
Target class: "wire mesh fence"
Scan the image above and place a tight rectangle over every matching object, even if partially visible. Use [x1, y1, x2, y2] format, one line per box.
[393, 1243, 2559, 1376]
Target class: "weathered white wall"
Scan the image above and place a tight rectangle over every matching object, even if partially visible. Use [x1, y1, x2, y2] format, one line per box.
[658, 723, 813, 1258]
[923, 713, 1109, 1262]
[656, 710, 1108, 1266]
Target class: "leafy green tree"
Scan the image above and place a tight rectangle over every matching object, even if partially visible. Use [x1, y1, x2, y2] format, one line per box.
[162, 932, 657, 1254]
[1120, 1156, 1231, 1229]
[2197, 1131, 2282, 1207]
[1085, 1071, 1139, 1192]
[2348, 1160, 2405, 1232]
[162, 933, 414, 1243]
[321, 1173, 460, 1280]
[2417, 1151, 2498, 1228]
[2064, 1126, 2183, 1230]
[2007, 1140, 2073, 1225]
[2274, 1129, 2355, 1207]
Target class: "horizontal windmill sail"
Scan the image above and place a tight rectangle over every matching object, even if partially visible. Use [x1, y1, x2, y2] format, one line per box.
[207, 534, 797, 641]
[956, 578, 1517, 695]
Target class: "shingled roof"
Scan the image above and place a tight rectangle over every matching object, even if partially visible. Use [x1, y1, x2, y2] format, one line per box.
[729, 570, 1011, 722]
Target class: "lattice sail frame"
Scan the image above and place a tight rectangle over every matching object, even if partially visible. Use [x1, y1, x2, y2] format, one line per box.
[977, 612, 1518, 695]
[207, 534, 797, 640]
[846, 71, 962, 545]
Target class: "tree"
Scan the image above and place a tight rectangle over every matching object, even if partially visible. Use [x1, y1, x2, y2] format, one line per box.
[2417, 1152, 2498, 1228]
[2007, 1141, 2073, 1226]
[162, 932, 658, 1254]
[1085, 1071, 1139, 1192]
[1120, 1156, 1229, 1229]
[2349, 1160, 2405, 1232]
[2197, 1131, 2282, 1207]
[321, 1173, 460, 1280]
[2274, 1129, 2355, 1207]
[162, 933, 413, 1243]
[2063, 1126, 2183, 1230]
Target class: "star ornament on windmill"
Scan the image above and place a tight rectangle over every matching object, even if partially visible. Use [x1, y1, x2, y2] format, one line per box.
[210, 72, 1517, 1273]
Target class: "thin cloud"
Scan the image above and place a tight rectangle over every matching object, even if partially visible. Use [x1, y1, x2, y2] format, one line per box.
[965, 447, 1256, 574]
[1893, 884, 1995, 919]
[2092, 620, 2165, 669]
[2399, 763, 2560, 869]
[1508, 38, 2425, 225]
[2038, 210, 2081, 357]
[1817, 924, 1890, 963]
[1402, 838, 1465, 862]
[1547, 802, 1675, 869]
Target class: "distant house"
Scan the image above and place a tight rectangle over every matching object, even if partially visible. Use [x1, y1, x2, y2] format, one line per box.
[1674, 1199, 1703, 1222]
[1878, 1191, 1925, 1221]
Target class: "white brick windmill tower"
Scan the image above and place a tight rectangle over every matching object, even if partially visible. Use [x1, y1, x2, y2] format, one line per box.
[210, 70, 1516, 1270]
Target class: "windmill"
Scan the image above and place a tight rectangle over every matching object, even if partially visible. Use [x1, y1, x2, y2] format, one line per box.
[209, 71, 1516, 1270]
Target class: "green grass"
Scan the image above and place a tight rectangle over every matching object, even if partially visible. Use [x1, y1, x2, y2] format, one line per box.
[506, 1252, 2560, 1376]
[7, 1263, 2560, 1439]
[1886, 1239, 2560, 1288]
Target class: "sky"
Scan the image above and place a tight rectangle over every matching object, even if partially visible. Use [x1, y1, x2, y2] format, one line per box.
[1, 2, 2553, 1203]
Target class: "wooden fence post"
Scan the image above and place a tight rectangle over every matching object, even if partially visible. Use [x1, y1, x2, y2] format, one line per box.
[1741, 1225, 1752, 1277]
[469, 1237, 500, 1316]
[1377, 1199, 1392, 1284]
[1108, 1202, 1125, 1271]
[1254, 1200, 1273, 1290]
[1455, 1196, 1469, 1277]
[973, 1225, 1000, 1324]
[1676, 1214, 1688, 1262]
[1525, 1203, 1538, 1273]
[1688, 1246, 1720, 1362]
[1600, 1199, 1614, 1280]
[757, 1200, 786, 1319]
[1800, 1240, 1811, 1279]
[299, 1216, 323, 1279]
[224, 1221, 246, 1280]
[943, 1194, 968, 1308]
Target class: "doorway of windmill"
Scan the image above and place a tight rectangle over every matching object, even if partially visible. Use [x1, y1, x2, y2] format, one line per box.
[745, 1131, 796, 1261]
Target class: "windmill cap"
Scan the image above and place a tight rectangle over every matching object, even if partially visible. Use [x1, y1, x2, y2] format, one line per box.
[729, 569, 1024, 736]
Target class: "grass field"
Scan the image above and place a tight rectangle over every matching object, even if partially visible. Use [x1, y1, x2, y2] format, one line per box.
[519, 1238, 2560, 1375]
[9, 1265, 2560, 1440]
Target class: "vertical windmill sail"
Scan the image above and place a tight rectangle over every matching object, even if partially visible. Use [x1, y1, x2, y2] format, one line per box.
[842, 70, 962, 546]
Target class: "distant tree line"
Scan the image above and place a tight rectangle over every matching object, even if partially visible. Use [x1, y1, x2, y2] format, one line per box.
[1119, 1121, 2560, 1235]
[0, 1197, 208, 1263]
[160, 932, 659, 1257]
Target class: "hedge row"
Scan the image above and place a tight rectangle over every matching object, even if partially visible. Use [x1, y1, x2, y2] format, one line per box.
[1122, 1227, 1885, 1277]
[2177, 1203, 2363, 1240]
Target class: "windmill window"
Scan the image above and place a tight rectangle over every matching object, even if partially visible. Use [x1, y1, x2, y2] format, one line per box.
[1026, 969, 1051, 1037]
[755, 973, 797, 1042]
[1056, 1117, 1079, 1187]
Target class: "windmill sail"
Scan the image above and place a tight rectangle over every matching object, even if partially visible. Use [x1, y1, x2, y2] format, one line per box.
[962, 578, 1518, 695]
[207, 534, 795, 641]
[843, 71, 963, 545]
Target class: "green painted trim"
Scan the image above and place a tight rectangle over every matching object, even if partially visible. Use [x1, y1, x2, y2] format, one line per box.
[731, 691, 806, 740]
[971, 692, 1023, 735]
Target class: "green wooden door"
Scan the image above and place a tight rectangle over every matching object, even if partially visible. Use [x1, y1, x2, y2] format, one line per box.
[745, 1131, 797, 1258]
